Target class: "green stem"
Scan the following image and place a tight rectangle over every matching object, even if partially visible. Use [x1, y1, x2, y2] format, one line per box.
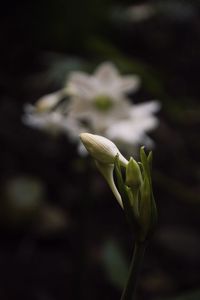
[120, 241, 146, 300]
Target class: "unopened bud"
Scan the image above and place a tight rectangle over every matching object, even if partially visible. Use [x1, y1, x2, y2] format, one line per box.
[80, 133, 128, 167]
[125, 157, 142, 189]
[36, 91, 63, 112]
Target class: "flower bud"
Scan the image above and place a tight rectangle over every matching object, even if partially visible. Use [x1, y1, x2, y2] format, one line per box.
[80, 133, 128, 167]
[125, 157, 142, 189]
[35, 90, 63, 112]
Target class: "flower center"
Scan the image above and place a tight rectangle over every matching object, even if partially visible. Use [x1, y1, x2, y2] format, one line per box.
[93, 95, 113, 111]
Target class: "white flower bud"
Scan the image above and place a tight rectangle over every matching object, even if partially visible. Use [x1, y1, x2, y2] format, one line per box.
[80, 133, 128, 167]
[35, 90, 63, 112]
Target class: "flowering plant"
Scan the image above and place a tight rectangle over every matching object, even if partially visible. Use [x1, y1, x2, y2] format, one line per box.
[80, 133, 157, 300]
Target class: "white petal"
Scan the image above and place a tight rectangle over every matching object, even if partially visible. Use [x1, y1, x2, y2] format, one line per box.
[106, 121, 140, 144]
[95, 161, 123, 208]
[119, 75, 141, 93]
[62, 118, 82, 140]
[35, 90, 64, 112]
[23, 108, 80, 139]
[67, 72, 96, 98]
[94, 62, 120, 83]
[67, 96, 91, 117]
[106, 117, 158, 145]
[130, 101, 161, 117]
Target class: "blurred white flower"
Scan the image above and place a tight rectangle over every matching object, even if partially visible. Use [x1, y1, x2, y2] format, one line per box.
[66, 62, 159, 154]
[67, 62, 140, 100]
[23, 61, 160, 155]
[67, 62, 141, 133]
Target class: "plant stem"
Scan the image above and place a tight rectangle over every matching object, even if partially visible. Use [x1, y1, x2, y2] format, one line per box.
[120, 241, 146, 300]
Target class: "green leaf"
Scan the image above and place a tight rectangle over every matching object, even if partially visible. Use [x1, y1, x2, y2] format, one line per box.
[138, 175, 152, 240]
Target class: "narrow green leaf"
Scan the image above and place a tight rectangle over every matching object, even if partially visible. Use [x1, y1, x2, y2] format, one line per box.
[147, 151, 153, 172]
[139, 175, 152, 240]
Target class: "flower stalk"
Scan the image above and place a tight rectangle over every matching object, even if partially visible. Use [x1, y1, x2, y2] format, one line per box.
[120, 242, 146, 300]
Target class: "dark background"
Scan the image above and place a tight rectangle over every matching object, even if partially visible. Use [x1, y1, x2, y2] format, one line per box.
[0, 0, 200, 299]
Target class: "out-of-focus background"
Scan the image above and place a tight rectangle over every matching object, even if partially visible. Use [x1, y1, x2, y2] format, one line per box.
[0, 0, 200, 299]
